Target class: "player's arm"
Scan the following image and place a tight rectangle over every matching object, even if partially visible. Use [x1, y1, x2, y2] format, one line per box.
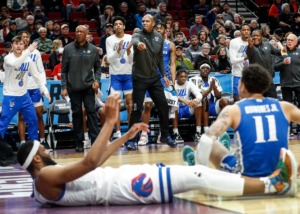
[229, 40, 246, 64]
[280, 101, 300, 125]
[106, 37, 120, 62]
[35, 50, 47, 85]
[169, 42, 176, 84]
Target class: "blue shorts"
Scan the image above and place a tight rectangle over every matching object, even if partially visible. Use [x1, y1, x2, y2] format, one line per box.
[209, 100, 220, 116]
[27, 88, 42, 103]
[178, 105, 194, 119]
[233, 76, 240, 96]
[110, 74, 133, 95]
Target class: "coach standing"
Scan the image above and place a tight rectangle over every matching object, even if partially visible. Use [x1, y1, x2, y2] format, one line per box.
[126, 14, 176, 150]
[61, 25, 101, 152]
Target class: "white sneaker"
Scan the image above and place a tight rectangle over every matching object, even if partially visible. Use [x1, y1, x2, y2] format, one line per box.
[157, 134, 162, 144]
[112, 131, 121, 139]
[138, 134, 148, 146]
[83, 140, 91, 149]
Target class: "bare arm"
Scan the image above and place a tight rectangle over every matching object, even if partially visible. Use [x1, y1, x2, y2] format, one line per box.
[280, 101, 300, 125]
[169, 42, 176, 84]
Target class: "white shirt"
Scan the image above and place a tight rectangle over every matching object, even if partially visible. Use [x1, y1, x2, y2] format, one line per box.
[175, 80, 202, 106]
[26, 49, 46, 90]
[106, 34, 133, 75]
[229, 37, 248, 77]
[3, 50, 48, 96]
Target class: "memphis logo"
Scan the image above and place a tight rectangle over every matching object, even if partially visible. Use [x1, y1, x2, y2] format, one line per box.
[131, 173, 153, 197]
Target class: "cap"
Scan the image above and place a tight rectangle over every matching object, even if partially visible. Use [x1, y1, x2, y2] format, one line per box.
[104, 5, 114, 10]
[175, 45, 183, 49]
[106, 23, 113, 28]
[9, 20, 16, 25]
[34, 6, 41, 12]
[26, 15, 34, 20]
[61, 24, 69, 29]
[200, 63, 211, 69]
[274, 28, 284, 35]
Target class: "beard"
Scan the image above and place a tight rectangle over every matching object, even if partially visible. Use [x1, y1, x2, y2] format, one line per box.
[40, 155, 57, 166]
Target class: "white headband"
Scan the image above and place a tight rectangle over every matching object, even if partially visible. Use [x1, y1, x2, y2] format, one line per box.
[22, 140, 40, 170]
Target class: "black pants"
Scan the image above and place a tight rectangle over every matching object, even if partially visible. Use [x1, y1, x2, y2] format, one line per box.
[68, 87, 99, 144]
[281, 86, 300, 107]
[129, 75, 169, 141]
[263, 83, 277, 99]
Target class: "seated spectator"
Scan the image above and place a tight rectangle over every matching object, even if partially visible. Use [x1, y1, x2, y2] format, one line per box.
[165, 27, 173, 41]
[206, 5, 220, 29]
[198, 29, 210, 47]
[117, 2, 136, 31]
[49, 39, 63, 70]
[193, 0, 210, 17]
[52, 49, 63, 80]
[211, 25, 226, 46]
[173, 69, 203, 143]
[4, 20, 17, 43]
[33, 6, 48, 25]
[30, 19, 43, 42]
[174, 32, 189, 49]
[165, 16, 173, 29]
[194, 43, 216, 72]
[211, 34, 226, 55]
[0, 41, 11, 72]
[7, 0, 27, 12]
[63, 0, 86, 21]
[100, 5, 115, 32]
[211, 0, 223, 13]
[99, 23, 114, 55]
[0, 6, 13, 22]
[209, 22, 220, 42]
[291, 12, 300, 36]
[49, 21, 61, 41]
[190, 63, 230, 133]
[59, 24, 74, 47]
[278, 3, 294, 33]
[274, 28, 285, 43]
[15, 7, 30, 30]
[261, 25, 271, 42]
[233, 13, 244, 30]
[45, 20, 54, 38]
[249, 19, 259, 32]
[134, 3, 146, 29]
[146, 0, 159, 16]
[0, 19, 10, 42]
[268, 0, 282, 33]
[222, 3, 236, 22]
[86, 33, 96, 46]
[172, 22, 187, 41]
[100, 54, 109, 79]
[154, 2, 171, 24]
[19, 14, 35, 34]
[175, 45, 194, 70]
[214, 46, 231, 74]
[185, 35, 202, 67]
[189, 14, 208, 37]
[224, 20, 235, 38]
[233, 30, 241, 38]
[34, 27, 53, 54]
[87, 0, 103, 22]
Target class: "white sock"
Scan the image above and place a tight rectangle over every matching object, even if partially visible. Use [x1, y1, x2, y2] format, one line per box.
[116, 130, 121, 134]
[173, 128, 179, 134]
[196, 126, 201, 133]
[204, 126, 209, 133]
[260, 177, 276, 193]
[84, 132, 89, 140]
[40, 138, 45, 142]
[20, 140, 25, 145]
[141, 131, 147, 136]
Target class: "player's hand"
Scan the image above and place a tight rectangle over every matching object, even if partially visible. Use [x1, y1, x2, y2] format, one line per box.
[126, 123, 150, 140]
[210, 78, 216, 89]
[118, 40, 124, 53]
[44, 92, 51, 103]
[92, 81, 99, 94]
[163, 76, 170, 87]
[61, 88, 68, 99]
[104, 94, 121, 124]
[126, 42, 132, 55]
[137, 42, 146, 51]
[28, 42, 38, 53]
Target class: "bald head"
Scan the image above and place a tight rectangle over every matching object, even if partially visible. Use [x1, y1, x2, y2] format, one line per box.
[142, 15, 155, 32]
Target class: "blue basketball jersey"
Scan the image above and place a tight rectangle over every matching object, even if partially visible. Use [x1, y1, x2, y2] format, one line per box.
[234, 98, 289, 177]
[158, 41, 171, 80]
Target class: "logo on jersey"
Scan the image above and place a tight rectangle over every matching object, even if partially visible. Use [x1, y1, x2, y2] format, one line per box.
[131, 173, 153, 197]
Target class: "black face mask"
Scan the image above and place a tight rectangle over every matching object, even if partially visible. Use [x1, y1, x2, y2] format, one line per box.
[139, 10, 145, 15]
[225, 27, 231, 32]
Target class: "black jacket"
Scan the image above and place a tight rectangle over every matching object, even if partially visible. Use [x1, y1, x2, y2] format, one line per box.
[61, 41, 101, 91]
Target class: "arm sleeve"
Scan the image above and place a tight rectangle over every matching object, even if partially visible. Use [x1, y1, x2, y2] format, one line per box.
[229, 40, 245, 65]
[106, 37, 119, 63]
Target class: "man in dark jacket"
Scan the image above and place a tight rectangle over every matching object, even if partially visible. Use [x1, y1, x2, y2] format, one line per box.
[246, 29, 283, 98]
[61, 25, 101, 152]
[116, 2, 136, 31]
[126, 14, 176, 150]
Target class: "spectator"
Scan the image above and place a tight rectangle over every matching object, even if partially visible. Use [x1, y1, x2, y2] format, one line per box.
[63, 0, 86, 21]
[185, 35, 202, 66]
[49, 21, 61, 41]
[194, 42, 216, 72]
[20, 14, 35, 34]
[289, 0, 298, 14]
[291, 12, 300, 36]
[174, 32, 189, 50]
[173, 69, 202, 143]
[278, 3, 294, 33]
[0, 19, 10, 42]
[154, 2, 170, 24]
[165, 15, 173, 29]
[4, 20, 17, 43]
[206, 5, 220, 29]
[214, 46, 231, 74]
[193, 0, 210, 17]
[233, 13, 244, 30]
[198, 30, 210, 47]
[249, 19, 259, 32]
[87, 0, 103, 22]
[30, 19, 43, 42]
[33, 6, 48, 25]
[43, 0, 63, 13]
[59, 24, 74, 47]
[146, 0, 159, 16]
[189, 14, 208, 37]
[45, 20, 53, 38]
[15, 7, 31, 30]
[116, 2, 136, 31]
[49, 39, 63, 70]
[61, 25, 101, 152]
[274, 28, 285, 43]
[211, 0, 222, 13]
[100, 5, 115, 32]
[214, 13, 225, 26]
[52, 49, 63, 80]
[222, 3, 236, 22]
[209, 22, 220, 42]
[34, 27, 53, 54]
[211, 34, 226, 55]
[7, 0, 27, 12]
[86, 33, 96, 45]
[233, 30, 241, 38]
[0, 6, 12, 22]
[134, 3, 146, 29]
[99, 23, 114, 55]
[172, 22, 187, 41]
[175, 45, 194, 70]
[268, 0, 282, 33]
[261, 25, 271, 42]
[224, 20, 235, 38]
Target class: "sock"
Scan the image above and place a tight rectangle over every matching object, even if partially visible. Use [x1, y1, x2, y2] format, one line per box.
[173, 128, 179, 134]
[196, 126, 201, 133]
[260, 177, 276, 193]
[116, 130, 121, 134]
[204, 126, 209, 133]
[40, 138, 45, 143]
[84, 132, 89, 140]
[20, 140, 25, 145]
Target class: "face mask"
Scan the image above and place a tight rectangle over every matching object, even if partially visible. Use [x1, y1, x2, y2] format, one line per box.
[225, 27, 231, 32]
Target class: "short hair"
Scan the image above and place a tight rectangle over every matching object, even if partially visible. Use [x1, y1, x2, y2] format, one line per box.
[38, 27, 47, 33]
[12, 35, 23, 43]
[176, 68, 188, 77]
[202, 42, 211, 48]
[190, 35, 198, 40]
[17, 30, 30, 36]
[175, 32, 184, 37]
[112, 16, 126, 25]
[281, 3, 289, 10]
[156, 22, 167, 29]
[241, 23, 251, 29]
[241, 64, 271, 94]
[17, 141, 36, 173]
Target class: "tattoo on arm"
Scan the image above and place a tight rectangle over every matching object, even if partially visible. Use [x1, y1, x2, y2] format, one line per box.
[206, 110, 230, 137]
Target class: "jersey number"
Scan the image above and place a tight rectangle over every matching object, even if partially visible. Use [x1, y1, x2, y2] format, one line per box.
[253, 115, 278, 143]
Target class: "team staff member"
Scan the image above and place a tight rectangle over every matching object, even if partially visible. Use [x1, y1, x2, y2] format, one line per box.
[61, 25, 101, 153]
[126, 15, 175, 150]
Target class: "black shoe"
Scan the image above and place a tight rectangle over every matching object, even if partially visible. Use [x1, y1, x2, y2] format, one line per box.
[160, 135, 176, 148]
[125, 141, 137, 151]
[75, 146, 84, 152]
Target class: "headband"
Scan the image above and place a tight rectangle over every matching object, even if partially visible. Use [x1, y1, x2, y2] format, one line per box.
[22, 140, 40, 170]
